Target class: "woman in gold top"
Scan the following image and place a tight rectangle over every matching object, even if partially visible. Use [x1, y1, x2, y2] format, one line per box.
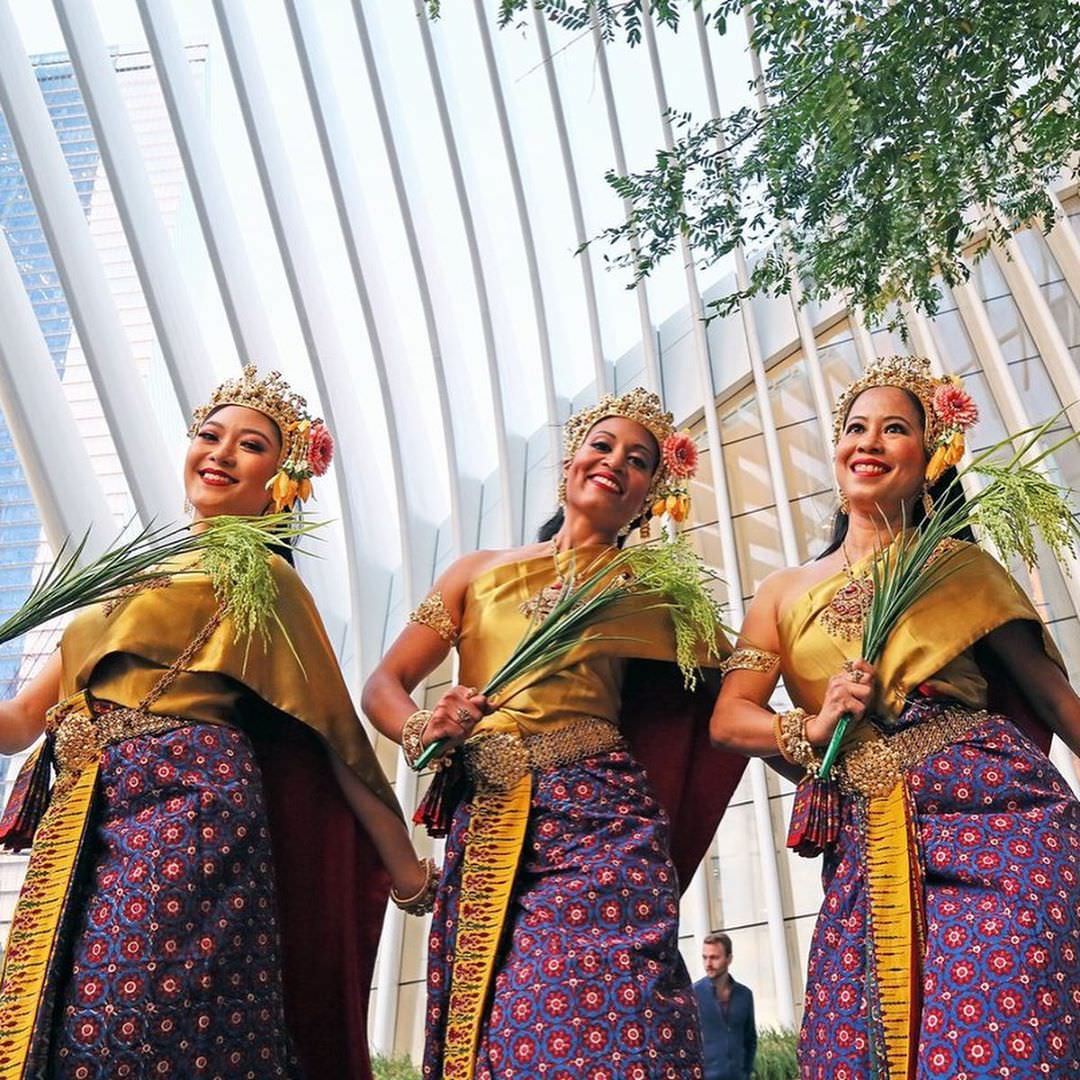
[364, 389, 742, 1080]
[0, 368, 429, 1080]
[712, 356, 1080, 1080]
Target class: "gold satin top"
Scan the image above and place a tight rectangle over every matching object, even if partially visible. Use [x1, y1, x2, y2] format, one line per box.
[58, 552, 399, 815]
[459, 547, 728, 738]
[778, 541, 1063, 721]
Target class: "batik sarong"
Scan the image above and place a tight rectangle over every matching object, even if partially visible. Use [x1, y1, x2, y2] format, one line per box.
[800, 706, 1080, 1080]
[38, 724, 298, 1079]
[424, 750, 703, 1080]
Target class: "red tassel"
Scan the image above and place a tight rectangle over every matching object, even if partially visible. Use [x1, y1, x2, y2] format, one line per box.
[412, 755, 468, 838]
[0, 737, 54, 852]
[786, 774, 841, 858]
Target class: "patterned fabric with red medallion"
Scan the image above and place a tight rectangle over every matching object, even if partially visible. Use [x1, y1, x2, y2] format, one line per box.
[799, 707, 1080, 1080]
[44, 724, 299, 1079]
[423, 750, 703, 1080]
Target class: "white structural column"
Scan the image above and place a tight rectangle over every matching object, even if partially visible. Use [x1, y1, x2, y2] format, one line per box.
[1045, 191, 1080, 306]
[530, 10, 610, 397]
[688, 5, 796, 1022]
[136, 0, 277, 369]
[589, 12, 661, 394]
[849, 304, 879, 367]
[283, 0, 439, 603]
[0, 0, 178, 522]
[52, 0, 213, 418]
[992, 239, 1080, 426]
[211, 0, 391, 667]
[952, 279, 1080, 599]
[414, 2, 517, 546]
[740, 16, 834, 454]
[282, 5, 429, 1050]
[639, 1, 795, 1023]
[469, 0, 560, 470]
[350, 0, 467, 555]
[0, 235, 114, 553]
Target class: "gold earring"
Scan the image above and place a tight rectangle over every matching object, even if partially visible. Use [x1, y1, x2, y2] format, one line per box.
[838, 491, 849, 514]
[921, 485, 934, 516]
[557, 475, 567, 507]
[639, 515, 651, 540]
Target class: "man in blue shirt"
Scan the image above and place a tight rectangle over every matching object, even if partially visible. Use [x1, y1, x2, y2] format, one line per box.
[693, 932, 757, 1080]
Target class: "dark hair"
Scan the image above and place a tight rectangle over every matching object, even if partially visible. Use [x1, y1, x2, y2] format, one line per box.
[818, 463, 975, 559]
[703, 932, 732, 956]
[535, 506, 643, 548]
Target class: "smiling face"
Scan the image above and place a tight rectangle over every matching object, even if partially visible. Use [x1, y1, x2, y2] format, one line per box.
[835, 385, 927, 518]
[563, 416, 659, 536]
[184, 404, 283, 521]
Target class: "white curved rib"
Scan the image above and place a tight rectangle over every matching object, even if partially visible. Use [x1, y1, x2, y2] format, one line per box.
[52, 0, 214, 418]
[0, 0, 178, 521]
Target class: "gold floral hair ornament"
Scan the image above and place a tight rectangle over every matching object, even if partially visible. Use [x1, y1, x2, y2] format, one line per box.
[832, 355, 978, 485]
[189, 365, 334, 512]
[560, 387, 700, 531]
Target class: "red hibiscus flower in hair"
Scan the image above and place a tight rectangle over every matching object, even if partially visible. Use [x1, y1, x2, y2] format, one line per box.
[933, 383, 978, 430]
[307, 421, 334, 476]
[661, 431, 698, 479]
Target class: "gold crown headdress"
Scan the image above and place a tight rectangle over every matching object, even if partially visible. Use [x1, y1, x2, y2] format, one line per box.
[189, 365, 334, 511]
[561, 387, 700, 534]
[832, 355, 978, 483]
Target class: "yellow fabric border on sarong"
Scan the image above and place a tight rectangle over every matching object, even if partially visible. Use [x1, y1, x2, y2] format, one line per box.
[865, 781, 924, 1080]
[442, 774, 531, 1080]
[0, 754, 99, 1080]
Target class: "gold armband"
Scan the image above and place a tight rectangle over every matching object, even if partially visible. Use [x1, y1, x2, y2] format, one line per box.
[721, 646, 780, 676]
[408, 591, 460, 645]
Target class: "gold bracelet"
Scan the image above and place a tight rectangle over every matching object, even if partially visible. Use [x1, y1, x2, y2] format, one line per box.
[778, 708, 821, 774]
[773, 712, 796, 764]
[401, 709, 433, 770]
[390, 856, 439, 916]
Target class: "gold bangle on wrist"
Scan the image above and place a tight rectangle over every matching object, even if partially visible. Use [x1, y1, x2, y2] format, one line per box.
[773, 711, 796, 764]
[401, 709, 433, 770]
[778, 708, 821, 774]
[391, 856, 439, 916]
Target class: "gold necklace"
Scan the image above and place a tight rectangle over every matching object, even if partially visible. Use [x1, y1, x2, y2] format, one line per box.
[819, 542, 875, 641]
[519, 539, 566, 622]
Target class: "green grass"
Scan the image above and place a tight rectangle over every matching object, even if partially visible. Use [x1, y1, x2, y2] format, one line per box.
[371, 1054, 420, 1080]
[752, 1026, 799, 1079]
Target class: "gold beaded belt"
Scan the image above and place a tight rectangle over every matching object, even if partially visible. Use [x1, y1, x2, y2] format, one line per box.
[836, 705, 988, 798]
[45, 692, 190, 776]
[462, 717, 625, 794]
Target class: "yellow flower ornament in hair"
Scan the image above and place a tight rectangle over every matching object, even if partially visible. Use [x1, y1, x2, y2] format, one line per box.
[925, 377, 979, 483]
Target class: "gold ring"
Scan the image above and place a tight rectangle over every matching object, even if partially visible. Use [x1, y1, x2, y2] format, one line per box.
[455, 706, 472, 725]
[850, 669, 864, 684]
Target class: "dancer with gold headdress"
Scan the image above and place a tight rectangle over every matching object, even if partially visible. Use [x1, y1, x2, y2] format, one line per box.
[0, 367, 432, 1079]
[712, 356, 1080, 1079]
[363, 389, 745, 1079]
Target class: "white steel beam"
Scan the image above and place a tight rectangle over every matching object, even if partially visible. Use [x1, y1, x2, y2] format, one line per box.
[414, 1, 517, 545]
[350, 0, 467, 556]
[530, 10, 610, 397]
[52, 0, 214, 418]
[589, 12, 661, 394]
[686, 4, 796, 1023]
[211, 0, 389, 671]
[469, 0, 560, 472]
[992, 239, 1080, 427]
[0, 234, 114, 553]
[0, 0, 179, 521]
[1044, 192, 1080, 308]
[136, 0, 278, 368]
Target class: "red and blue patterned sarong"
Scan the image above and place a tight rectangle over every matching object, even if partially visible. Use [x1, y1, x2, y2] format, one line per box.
[43, 724, 299, 1078]
[800, 707, 1080, 1079]
[423, 749, 703, 1080]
